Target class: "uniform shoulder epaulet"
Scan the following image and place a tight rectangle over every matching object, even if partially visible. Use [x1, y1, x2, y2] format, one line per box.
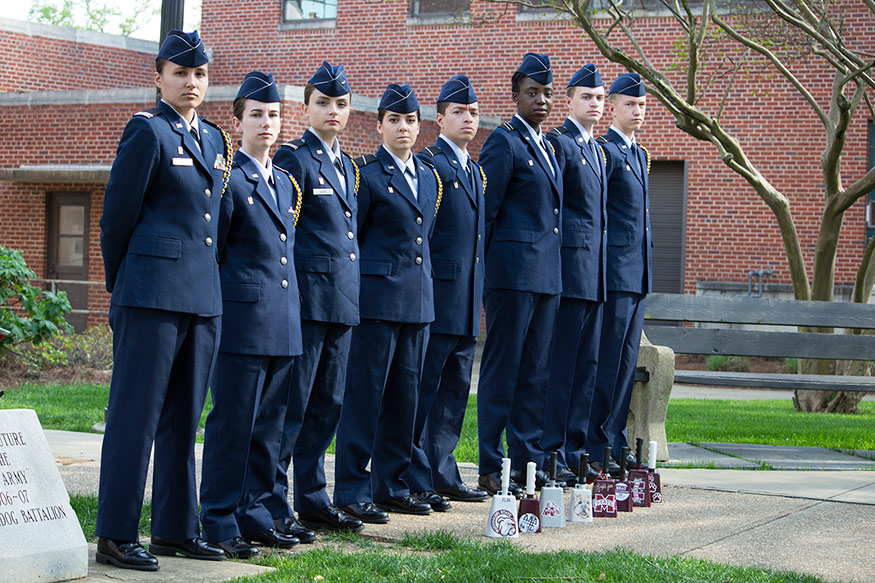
[418, 157, 435, 169]
[499, 122, 515, 132]
[353, 154, 378, 167]
[596, 135, 611, 144]
[273, 165, 290, 177]
[419, 145, 443, 158]
[281, 138, 306, 151]
[133, 107, 162, 119]
[547, 126, 568, 137]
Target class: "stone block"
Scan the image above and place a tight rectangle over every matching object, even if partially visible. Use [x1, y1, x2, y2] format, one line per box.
[626, 332, 674, 461]
[0, 409, 88, 583]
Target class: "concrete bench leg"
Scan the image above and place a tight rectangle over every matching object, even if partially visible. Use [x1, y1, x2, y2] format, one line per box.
[626, 332, 675, 461]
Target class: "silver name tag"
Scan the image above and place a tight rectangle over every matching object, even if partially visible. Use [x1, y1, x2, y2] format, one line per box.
[172, 157, 193, 166]
[313, 188, 334, 196]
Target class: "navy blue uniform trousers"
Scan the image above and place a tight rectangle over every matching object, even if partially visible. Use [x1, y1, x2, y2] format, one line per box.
[588, 291, 646, 458]
[541, 297, 604, 471]
[199, 352, 292, 542]
[406, 333, 477, 492]
[96, 305, 219, 541]
[477, 289, 560, 474]
[266, 320, 353, 516]
[334, 319, 428, 506]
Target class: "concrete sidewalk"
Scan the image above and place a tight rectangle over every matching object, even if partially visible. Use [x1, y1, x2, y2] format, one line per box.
[45, 429, 875, 583]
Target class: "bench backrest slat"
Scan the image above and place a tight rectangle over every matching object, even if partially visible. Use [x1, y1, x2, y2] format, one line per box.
[643, 326, 875, 361]
[645, 293, 875, 329]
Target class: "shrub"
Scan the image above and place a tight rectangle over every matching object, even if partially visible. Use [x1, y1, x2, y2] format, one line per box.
[705, 354, 751, 372]
[0, 246, 72, 354]
[785, 357, 798, 374]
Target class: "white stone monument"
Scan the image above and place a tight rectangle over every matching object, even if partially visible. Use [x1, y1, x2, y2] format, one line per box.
[0, 409, 88, 583]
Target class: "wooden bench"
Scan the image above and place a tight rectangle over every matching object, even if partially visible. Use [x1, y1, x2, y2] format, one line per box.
[642, 293, 875, 392]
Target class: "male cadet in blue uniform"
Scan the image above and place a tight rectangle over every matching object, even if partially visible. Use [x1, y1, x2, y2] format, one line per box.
[542, 64, 608, 485]
[96, 30, 230, 570]
[269, 62, 363, 535]
[333, 84, 442, 522]
[199, 72, 302, 559]
[590, 72, 652, 474]
[477, 53, 563, 495]
[407, 75, 488, 507]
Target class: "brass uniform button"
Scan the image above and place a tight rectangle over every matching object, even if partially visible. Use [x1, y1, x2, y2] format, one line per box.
[349, 253, 356, 261]
[281, 280, 289, 289]
[280, 257, 288, 265]
[205, 237, 213, 247]
[280, 233, 287, 242]
[415, 257, 423, 265]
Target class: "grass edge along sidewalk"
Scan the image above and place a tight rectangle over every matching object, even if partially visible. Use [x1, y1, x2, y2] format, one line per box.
[3, 384, 875, 460]
[67, 497, 830, 583]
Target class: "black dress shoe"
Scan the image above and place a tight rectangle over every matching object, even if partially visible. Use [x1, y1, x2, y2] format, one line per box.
[340, 502, 390, 524]
[299, 505, 364, 533]
[274, 516, 317, 543]
[510, 468, 550, 490]
[96, 538, 159, 571]
[618, 452, 637, 470]
[376, 495, 433, 515]
[435, 483, 489, 502]
[149, 536, 226, 561]
[478, 472, 523, 498]
[590, 460, 621, 477]
[555, 467, 578, 487]
[414, 491, 452, 512]
[574, 464, 600, 483]
[215, 537, 259, 559]
[245, 528, 299, 548]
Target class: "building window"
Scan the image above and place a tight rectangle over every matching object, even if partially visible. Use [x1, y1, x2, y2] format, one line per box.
[283, 0, 337, 21]
[410, 0, 469, 17]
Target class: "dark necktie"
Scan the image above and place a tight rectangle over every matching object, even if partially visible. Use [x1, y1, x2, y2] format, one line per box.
[589, 140, 600, 177]
[467, 159, 477, 193]
[189, 127, 200, 143]
[334, 157, 345, 176]
[631, 143, 642, 175]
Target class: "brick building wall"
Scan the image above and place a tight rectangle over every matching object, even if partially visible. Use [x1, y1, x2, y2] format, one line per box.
[1, 2, 872, 329]
[199, 0, 873, 293]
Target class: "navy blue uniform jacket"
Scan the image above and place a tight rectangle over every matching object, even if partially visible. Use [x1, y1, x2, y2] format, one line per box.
[546, 120, 608, 302]
[598, 128, 652, 294]
[215, 151, 302, 356]
[417, 141, 485, 337]
[479, 116, 563, 295]
[273, 132, 359, 326]
[355, 147, 441, 324]
[100, 100, 228, 316]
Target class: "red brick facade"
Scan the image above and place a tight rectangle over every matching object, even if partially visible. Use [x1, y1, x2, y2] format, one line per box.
[1, 2, 872, 326]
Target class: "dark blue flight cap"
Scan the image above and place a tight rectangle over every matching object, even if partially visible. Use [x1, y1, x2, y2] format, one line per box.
[156, 29, 208, 67]
[308, 61, 350, 97]
[437, 74, 478, 104]
[516, 52, 553, 86]
[236, 71, 281, 103]
[378, 83, 419, 113]
[610, 73, 646, 97]
[567, 64, 603, 88]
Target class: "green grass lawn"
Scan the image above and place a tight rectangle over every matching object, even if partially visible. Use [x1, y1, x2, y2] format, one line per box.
[240, 533, 828, 583]
[0, 383, 212, 437]
[3, 384, 873, 459]
[64, 498, 828, 583]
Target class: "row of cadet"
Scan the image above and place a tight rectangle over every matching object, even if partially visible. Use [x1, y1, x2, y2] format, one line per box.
[93, 28, 653, 572]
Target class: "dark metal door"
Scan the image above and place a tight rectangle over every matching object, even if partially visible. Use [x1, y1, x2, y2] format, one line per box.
[649, 161, 687, 294]
[46, 192, 90, 332]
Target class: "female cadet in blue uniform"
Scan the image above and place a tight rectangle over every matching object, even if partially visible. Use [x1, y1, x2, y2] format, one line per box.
[198, 72, 303, 558]
[590, 73, 652, 474]
[268, 62, 363, 535]
[476, 53, 563, 495]
[333, 84, 442, 522]
[542, 64, 608, 484]
[96, 30, 230, 570]
[407, 75, 488, 506]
